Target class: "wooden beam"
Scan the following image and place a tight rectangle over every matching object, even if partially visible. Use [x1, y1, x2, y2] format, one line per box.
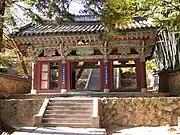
[36, 54, 139, 61]
[37, 56, 61, 61]
[109, 54, 139, 59]
[67, 55, 104, 60]
[74, 64, 136, 69]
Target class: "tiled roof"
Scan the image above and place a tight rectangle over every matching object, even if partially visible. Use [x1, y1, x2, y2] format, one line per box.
[13, 16, 156, 37]
[15, 21, 104, 36]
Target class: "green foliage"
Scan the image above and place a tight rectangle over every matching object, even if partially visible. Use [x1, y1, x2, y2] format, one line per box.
[121, 67, 135, 73]
[85, 0, 135, 31]
[136, 0, 180, 32]
[85, 0, 180, 32]
[3, 0, 179, 31]
[146, 59, 158, 73]
[102, 0, 134, 30]
[0, 53, 11, 71]
[0, 51, 27, 75]
[15, 61, 26, 75]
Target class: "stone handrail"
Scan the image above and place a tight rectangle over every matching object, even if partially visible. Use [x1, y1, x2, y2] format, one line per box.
[91, 97, 100, 128]
[33, 98, 49, 126]
[85, 69, 93, 89]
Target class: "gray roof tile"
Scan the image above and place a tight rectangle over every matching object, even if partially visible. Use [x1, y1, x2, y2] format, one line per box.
[13, 16, 156, 37]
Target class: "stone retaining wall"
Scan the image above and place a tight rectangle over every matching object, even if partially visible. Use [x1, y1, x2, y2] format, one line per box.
[1, 97, 180, 128]
[100, 97, 180, 128]
[0, 73, 31, 97]
[159, 70, 180, 95]
[0, 99, 43, 127]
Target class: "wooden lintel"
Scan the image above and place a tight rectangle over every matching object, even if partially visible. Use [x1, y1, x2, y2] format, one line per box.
[109, 54, 139, 59]
[67, 55, 104, 60]
[74, 64, 136, 69]
[37, 56, 61, 61]
[36, 54, 139, 61]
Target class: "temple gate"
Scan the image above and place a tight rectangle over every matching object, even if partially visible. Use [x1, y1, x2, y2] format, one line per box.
[11, 16, 156, 94]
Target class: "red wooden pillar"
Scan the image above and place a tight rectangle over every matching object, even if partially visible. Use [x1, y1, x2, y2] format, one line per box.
[34, 63, 37, 90]
[58, 62, 62, 91]
[108, 60, 113, 90]
[34, 62, 41, 92]
[61, 61, 67, 93]
[67, 61, 71, 91]
[135, 59, 141, 91]
[135, 59, 147, 92]
[140, 60, 147, 92]
[37, 62, 41, 92]
[33, 62, 37, 90]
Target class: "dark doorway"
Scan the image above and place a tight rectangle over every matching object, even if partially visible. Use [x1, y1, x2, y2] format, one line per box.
[70, 61, 101, 91]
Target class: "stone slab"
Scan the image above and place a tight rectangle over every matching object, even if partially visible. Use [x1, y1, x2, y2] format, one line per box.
[11, 127, 107, 135]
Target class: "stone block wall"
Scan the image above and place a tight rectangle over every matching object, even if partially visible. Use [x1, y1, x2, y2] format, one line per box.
[100, 97, 180, 128]
[159, 70, 180, 95]
[0, 99, 43, 127]
[168, 71, 180, 95]
[1, 97, 180, 128]
[0, 73, 31, 97]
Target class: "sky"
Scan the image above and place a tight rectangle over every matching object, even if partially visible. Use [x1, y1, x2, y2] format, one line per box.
[69, 1, 85, 15]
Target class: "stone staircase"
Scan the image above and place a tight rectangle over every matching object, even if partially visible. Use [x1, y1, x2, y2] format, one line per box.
[35, 98, 98, 128]
[86, 68, 100, 90]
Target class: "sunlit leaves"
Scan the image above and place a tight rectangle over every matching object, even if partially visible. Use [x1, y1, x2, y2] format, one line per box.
[136, 0, 180, 32]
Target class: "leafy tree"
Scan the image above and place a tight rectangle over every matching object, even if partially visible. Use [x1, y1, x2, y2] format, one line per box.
[135, 0, 179, 70]
[1, 0, 75, 75]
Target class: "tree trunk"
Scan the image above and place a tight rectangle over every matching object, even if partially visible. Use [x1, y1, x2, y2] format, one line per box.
[0, 1, 15, 134]
[155, 29, 179, 70]
[0, 0, 5, 132]
[0, 0, 5, 52]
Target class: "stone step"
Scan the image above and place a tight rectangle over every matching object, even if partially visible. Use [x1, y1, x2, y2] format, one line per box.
[45, 109, 92, 115]
[43, 114, 91, 118]
[50, 98, 93, 101]
[41, 98, 94, 128]
[42, 118, 91, 123]
[48, 102, 93, 106]
[46, 106, 92, 111]
[49, 99, 93, 104]
[42, 122, 91, 128]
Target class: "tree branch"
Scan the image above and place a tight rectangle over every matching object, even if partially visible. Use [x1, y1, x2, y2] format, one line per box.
[163, 0, 180, 11]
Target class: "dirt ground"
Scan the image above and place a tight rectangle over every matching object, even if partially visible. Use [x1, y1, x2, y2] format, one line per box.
[109, 125, 180, 135]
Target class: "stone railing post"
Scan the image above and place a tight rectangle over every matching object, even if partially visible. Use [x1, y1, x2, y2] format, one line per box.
[91, 98, 100, 128]
[33, 98, 49, 126]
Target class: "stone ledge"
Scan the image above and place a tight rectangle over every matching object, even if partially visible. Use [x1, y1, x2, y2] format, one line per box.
[0, 72, 30, 81]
